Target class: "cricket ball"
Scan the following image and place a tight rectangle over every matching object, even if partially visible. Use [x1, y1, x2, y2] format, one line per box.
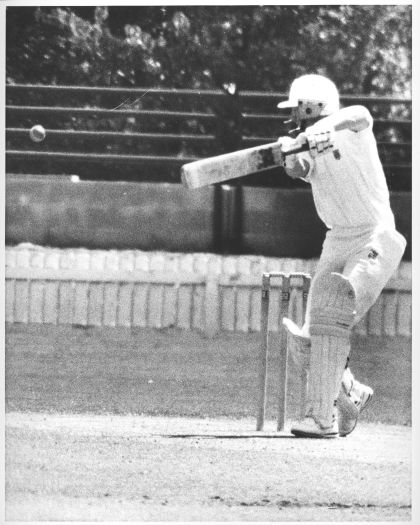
[29, 124, 46, 143]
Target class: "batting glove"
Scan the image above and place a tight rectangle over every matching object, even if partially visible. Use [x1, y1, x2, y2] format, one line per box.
[305, 128, 335, 158]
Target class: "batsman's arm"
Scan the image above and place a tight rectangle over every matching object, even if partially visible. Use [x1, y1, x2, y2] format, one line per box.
[321, 105, 372, 133]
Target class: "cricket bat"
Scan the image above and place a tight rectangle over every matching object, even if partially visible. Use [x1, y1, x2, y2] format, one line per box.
[181, 141, 309, 189]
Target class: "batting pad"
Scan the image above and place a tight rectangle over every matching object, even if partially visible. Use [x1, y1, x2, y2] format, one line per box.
[309, 272, 356, 338]
[282, 318, 310, 421]
[304, 273, 355, 426]
[306, 333, 350, 428]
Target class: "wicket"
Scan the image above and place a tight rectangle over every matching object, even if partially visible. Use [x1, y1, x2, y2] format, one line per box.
[256, 272, 311, 432]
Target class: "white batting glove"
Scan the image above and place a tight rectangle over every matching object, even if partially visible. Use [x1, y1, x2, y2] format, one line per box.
[304, 127, 335, 158]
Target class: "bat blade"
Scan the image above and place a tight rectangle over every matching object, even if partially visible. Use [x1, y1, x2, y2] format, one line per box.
[181, 141, 309, 189]
[181, 141, 284, 189]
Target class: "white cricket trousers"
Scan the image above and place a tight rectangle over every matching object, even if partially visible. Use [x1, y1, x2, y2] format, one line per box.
[302, 226, 407, 334]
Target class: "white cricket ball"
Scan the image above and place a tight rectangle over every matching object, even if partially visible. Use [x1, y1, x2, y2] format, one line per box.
[29, 124, 46, 142]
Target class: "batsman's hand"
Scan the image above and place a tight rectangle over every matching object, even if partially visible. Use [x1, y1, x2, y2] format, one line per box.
[297, 127, 335, 158]
[278, 135, 310, 179]
[278, 136, 300, 169]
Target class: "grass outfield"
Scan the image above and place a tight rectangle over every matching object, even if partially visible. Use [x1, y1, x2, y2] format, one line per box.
[5, 323, 411, 425]
[5, 324, 412, 521]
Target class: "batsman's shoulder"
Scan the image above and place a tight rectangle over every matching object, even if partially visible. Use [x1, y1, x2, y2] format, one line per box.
[332, 105, 373, 133]
[341, 105, 373, 124]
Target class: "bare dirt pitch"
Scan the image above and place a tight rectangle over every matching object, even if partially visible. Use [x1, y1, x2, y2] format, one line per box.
[6, 412, 411, 521]
[5, 324, 412, 521]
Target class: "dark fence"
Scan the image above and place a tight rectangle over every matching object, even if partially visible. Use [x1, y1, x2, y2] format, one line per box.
[6, 84, 412, 191]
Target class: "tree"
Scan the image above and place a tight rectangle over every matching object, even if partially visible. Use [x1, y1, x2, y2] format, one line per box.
[6, 5, 411, 96]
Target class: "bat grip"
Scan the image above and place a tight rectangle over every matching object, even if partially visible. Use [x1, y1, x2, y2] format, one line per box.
[283, 142, 309, 156]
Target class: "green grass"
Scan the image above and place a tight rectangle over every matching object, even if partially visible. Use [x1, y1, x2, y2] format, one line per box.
[5, 324, 411, 425]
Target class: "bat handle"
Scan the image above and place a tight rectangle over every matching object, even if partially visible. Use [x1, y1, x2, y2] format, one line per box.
[282, 142, 309, 156]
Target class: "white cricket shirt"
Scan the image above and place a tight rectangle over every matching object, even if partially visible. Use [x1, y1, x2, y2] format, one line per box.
[300, 109, 395, 230]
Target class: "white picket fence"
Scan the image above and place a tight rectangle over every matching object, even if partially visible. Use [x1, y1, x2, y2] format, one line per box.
[5, 244, 412, 337]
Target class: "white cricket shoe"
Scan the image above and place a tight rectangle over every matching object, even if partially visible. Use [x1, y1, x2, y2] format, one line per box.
[337, 380, 373, 437]
[291, 416, 339, 439]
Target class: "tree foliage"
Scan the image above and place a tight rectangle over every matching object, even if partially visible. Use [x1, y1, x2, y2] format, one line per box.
[6, 5, 411, 96]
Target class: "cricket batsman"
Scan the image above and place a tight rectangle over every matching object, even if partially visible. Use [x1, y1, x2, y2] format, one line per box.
[277, 74, 406, 438]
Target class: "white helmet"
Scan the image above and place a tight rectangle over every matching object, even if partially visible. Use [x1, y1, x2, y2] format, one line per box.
[277, 74, 339, 117]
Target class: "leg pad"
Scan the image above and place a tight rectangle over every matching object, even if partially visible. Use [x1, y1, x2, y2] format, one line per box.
[309, 272, 356, 338]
